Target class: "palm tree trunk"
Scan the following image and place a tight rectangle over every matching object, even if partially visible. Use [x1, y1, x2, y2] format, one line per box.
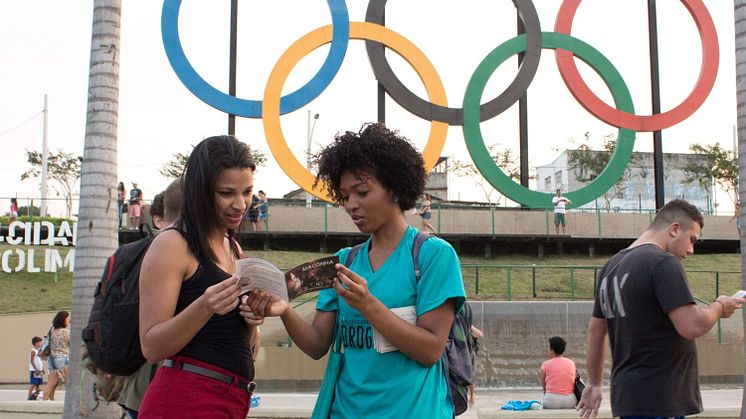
[63, 1, 122, 417]
[735, 1, 746, 416]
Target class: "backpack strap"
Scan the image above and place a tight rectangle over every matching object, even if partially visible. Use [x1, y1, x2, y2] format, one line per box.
[344, 243, 365, 267]
[412, 231, 432, 283]
[346, 231, 431, 279]
[100, 254, 117, 295]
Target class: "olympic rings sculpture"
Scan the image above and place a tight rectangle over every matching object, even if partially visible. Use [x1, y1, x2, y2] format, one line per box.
[161, 0, 719, 207]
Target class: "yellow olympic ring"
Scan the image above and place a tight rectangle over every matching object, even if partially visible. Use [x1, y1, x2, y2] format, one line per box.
[262, 22, 449, 201]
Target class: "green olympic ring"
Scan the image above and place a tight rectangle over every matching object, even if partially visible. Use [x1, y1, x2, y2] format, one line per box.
[463, 31, 636, 209]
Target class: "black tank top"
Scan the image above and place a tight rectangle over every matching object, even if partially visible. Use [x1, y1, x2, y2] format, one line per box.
[173, 245, 254, 380]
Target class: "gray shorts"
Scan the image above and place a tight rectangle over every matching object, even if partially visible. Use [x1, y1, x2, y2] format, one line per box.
[554, 212, 567, 226]
[543, 392, 576, 409]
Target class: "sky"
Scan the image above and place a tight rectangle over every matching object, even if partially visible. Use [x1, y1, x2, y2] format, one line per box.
[0, 0, 738, 215]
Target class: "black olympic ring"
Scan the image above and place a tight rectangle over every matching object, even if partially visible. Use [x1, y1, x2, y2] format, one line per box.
[364, 0, 542, 126]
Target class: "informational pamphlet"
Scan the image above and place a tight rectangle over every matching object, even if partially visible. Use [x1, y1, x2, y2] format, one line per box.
[235, 255, 339, 302]
[373, 305, 417, 353]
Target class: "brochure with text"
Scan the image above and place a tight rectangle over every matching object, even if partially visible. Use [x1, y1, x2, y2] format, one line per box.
[373, 305, 417, 353]
[235, 255, 339, 302]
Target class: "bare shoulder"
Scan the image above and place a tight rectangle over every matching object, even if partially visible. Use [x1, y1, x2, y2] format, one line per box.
[141, 229, 193, 279]
[153, 228, 188, 248]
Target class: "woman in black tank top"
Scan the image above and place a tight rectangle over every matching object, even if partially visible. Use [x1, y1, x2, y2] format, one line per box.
[138, 136, 263, 419]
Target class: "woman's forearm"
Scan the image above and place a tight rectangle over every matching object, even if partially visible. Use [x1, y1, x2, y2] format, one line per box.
[361, 299, 452, 366]
[280, 309, 334, 360]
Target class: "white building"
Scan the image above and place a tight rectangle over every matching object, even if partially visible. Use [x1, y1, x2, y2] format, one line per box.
[536, 151, 714, 213]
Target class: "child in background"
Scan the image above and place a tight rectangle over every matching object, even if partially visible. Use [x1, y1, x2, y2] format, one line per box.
[28, 337, 44, 400]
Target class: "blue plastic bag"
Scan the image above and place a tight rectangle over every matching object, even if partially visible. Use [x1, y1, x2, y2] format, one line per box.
[501, 400, 542, 411]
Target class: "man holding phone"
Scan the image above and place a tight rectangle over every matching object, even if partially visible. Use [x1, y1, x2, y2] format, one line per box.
[578, 199, 745, 419]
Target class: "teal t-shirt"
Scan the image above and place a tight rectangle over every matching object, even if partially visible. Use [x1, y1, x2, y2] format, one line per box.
[316, 226, 466, 418]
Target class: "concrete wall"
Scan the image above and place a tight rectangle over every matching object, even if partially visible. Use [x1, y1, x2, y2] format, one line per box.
[470, 301, 743, 387]
[0, 311, 59, 383]
[254, 206, 738, 240]
[4, 303, 739, 388]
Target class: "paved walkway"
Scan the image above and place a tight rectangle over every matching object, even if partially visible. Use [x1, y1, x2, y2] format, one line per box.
[0, 386, 741, 418]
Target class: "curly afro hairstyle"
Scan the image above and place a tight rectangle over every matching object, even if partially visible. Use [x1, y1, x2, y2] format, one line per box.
[314, 122, 427, 211]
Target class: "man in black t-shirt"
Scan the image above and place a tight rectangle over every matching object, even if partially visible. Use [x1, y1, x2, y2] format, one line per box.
[578, 199, 744, 419]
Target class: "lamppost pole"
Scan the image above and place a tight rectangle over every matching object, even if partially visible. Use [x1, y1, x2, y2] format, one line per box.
[40, 94, 49, 217]
[306, 111, 319, 207]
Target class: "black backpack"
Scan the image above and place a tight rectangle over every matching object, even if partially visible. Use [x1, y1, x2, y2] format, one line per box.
[344, 232, 476, 416]
[82, 236, 154, 375]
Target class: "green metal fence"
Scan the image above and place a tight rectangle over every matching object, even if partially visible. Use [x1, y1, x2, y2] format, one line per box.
[285, 264, 738, 343]
[461, 264, 740, 303]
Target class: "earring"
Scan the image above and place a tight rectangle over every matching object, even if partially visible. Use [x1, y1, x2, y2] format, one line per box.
[393, 195, 399, 203]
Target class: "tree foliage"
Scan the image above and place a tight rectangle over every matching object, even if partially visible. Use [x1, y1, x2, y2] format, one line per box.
[160, 147, 268, 179]
[451, 145, 525, 204]
[20, 149, 82, 217]
[566, 132, 641, 210]
[682, 142, 738, 204]
[160, 151, 189, 179]
[18, 205, 41, 217]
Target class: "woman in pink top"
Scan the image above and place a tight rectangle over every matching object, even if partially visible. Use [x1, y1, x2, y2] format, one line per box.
[539, 336, 576, 409]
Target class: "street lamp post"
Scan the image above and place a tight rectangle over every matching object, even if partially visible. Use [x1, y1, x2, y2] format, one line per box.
[306, 111, 320, 208]
[40, 94, 49, 217]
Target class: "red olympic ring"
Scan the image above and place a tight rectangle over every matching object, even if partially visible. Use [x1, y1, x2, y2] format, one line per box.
[554, 0, 719, 132]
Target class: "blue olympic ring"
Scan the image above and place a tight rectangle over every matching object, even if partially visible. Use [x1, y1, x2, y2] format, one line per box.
[161, 0, 350, 117]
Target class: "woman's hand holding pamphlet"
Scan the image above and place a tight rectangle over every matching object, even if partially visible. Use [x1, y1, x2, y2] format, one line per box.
[235, 255, 339, 301]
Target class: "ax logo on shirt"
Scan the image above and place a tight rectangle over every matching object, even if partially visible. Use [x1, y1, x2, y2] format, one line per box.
[598, 272, 628, 318]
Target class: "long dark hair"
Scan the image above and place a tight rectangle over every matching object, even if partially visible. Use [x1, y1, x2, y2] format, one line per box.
[180, 135, 255, 263]
[52, 310, 69, 329]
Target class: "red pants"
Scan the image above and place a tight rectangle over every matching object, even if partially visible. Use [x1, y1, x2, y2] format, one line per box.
[139, 356, 251, 419]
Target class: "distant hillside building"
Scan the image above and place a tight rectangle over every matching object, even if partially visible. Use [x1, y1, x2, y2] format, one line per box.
[536, 151, 713, 213]
[424, 157, 449, 201]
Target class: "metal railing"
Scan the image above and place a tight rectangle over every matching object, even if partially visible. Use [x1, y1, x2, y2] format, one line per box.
[280, 263, 738, 343]
[461, 264, 740, 301]
[461, 264, 739, 343]
[0, 196, 78, 223]
[462, 263, 600, 300]
[238, 200, 739, 239]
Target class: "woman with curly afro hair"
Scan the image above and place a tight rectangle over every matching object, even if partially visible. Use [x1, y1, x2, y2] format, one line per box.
[244, 123, 466, 418]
